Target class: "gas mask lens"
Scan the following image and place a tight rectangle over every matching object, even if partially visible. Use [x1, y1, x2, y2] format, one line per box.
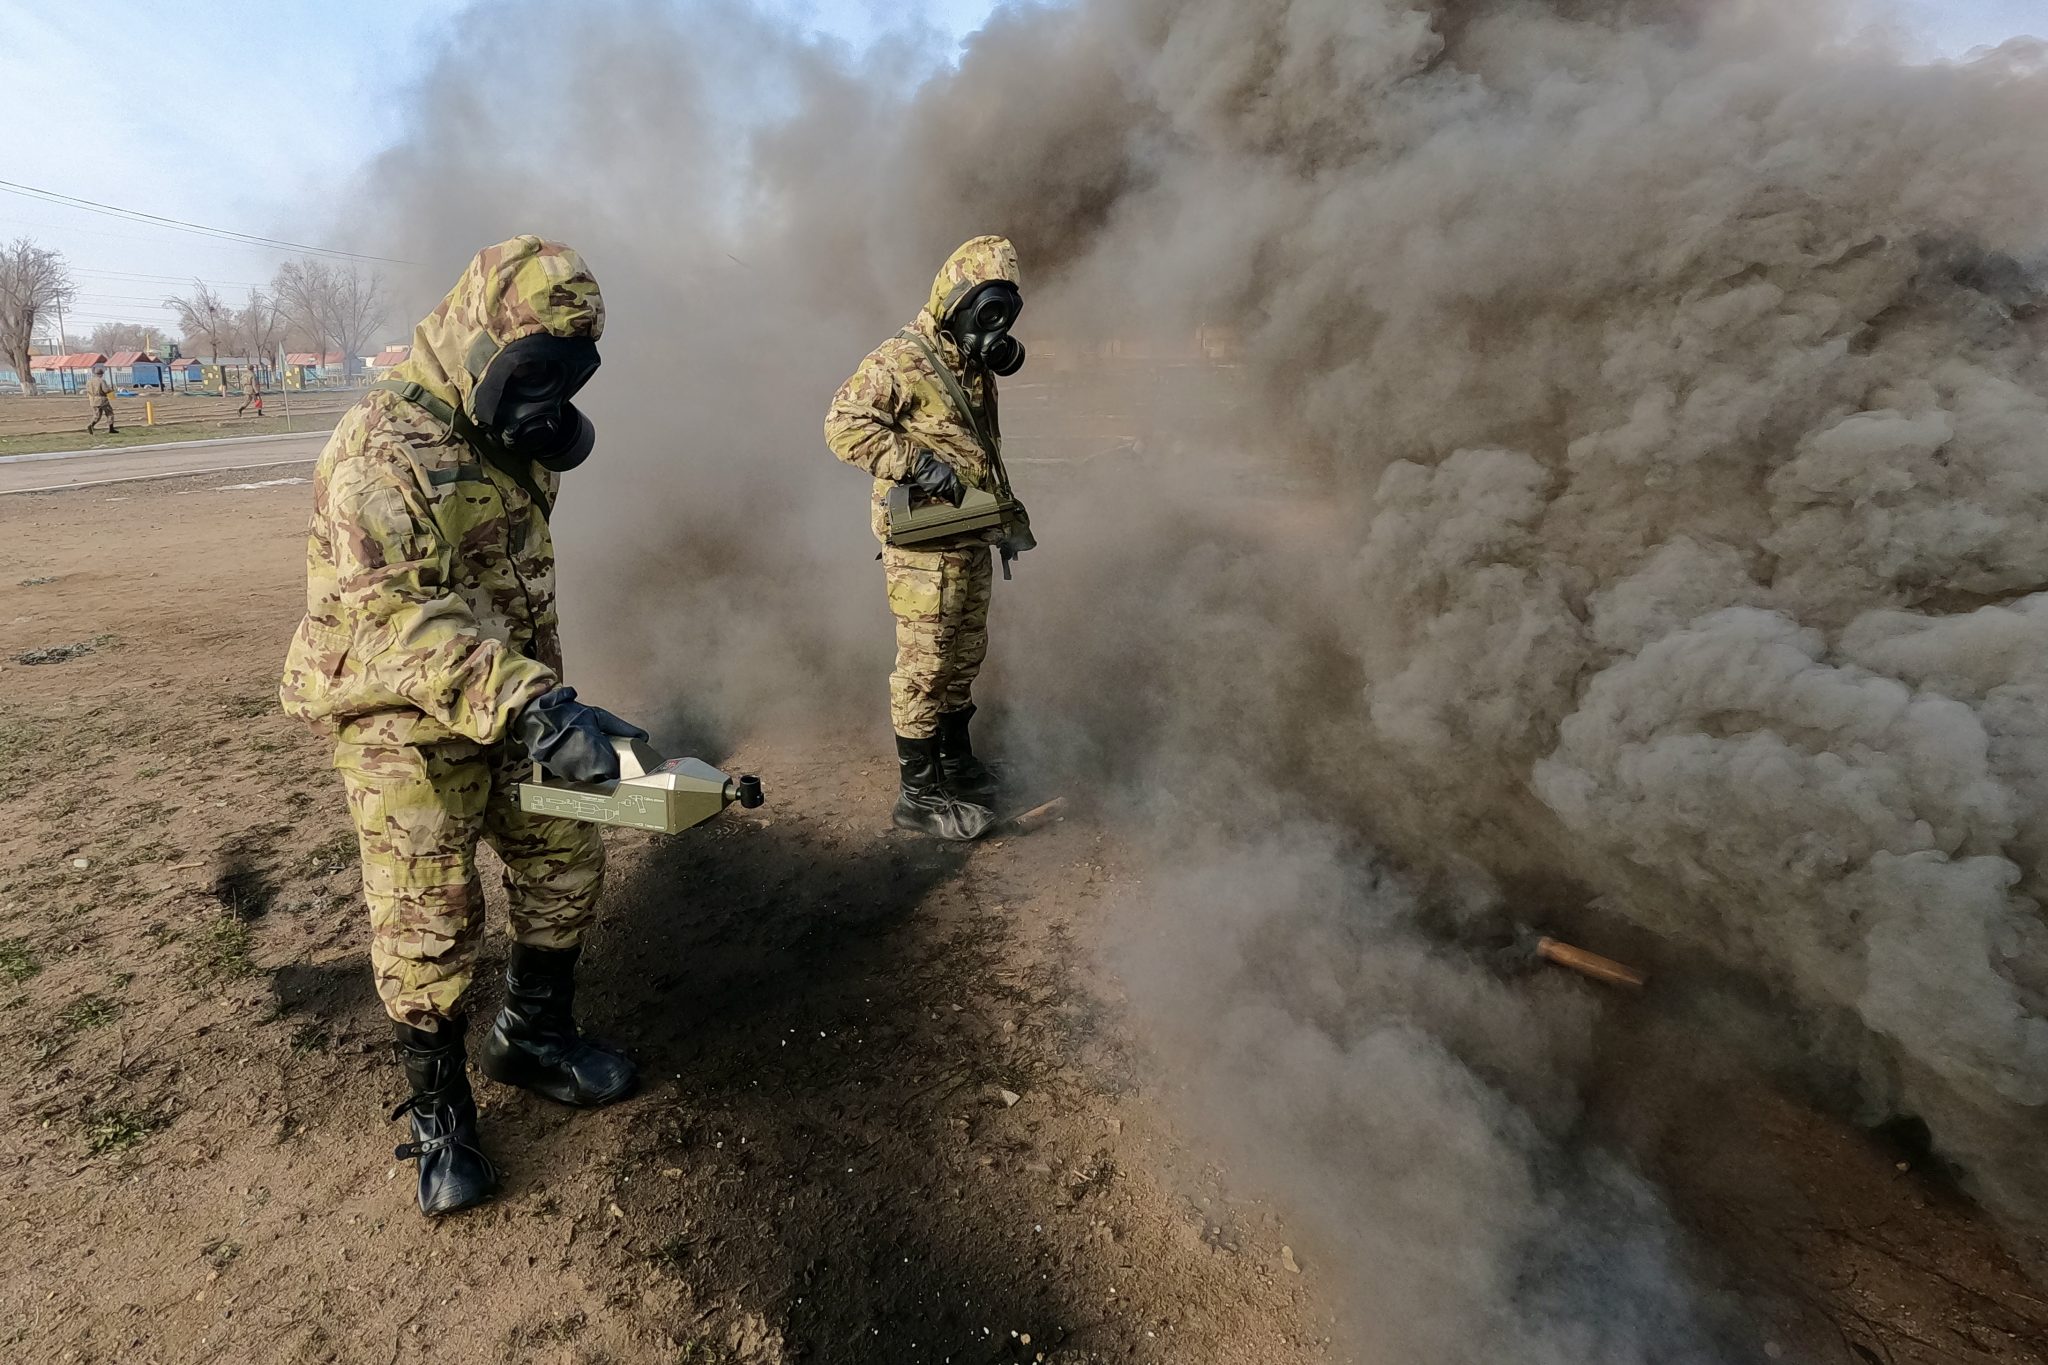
[509, 353, 557, 387]
[964, 290, 1017, 335]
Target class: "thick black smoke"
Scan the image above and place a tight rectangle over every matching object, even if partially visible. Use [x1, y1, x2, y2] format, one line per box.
[349, 0, 2048, 1352]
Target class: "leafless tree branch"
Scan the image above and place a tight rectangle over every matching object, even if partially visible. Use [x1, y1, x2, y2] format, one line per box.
[0, 237, 76, 395]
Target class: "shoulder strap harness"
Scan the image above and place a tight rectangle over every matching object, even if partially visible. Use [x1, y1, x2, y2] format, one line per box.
[370, 379, 554, 518]
[897, 330, 1015, 500]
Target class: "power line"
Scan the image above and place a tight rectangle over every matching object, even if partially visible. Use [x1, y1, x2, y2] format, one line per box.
[0, 178, 417, 266]
[74, 290, 250, 307]
[74, 266, 270, 288]
[0, 211, 316, 262]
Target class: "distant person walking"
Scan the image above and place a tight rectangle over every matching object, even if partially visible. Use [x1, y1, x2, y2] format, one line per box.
[237, 366, 264, 417]
[84, 364, 118, 434]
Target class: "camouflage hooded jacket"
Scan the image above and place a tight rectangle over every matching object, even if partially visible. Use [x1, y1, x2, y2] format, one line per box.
[278, 236, 604, 749]
[824, 235, 1018, 543]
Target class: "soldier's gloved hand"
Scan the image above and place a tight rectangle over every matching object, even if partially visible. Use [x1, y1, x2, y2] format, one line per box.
[1002, 506, 1037, 558]
[906, 449, 966, 507]
[515, 686, 649, 784]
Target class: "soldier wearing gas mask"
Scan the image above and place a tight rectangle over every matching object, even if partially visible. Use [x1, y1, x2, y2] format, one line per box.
[281, 236, 645, 1217]
[826, 236, 1033, 841]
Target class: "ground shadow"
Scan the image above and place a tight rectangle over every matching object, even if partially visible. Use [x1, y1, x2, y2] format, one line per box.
[581, 815, 1095, 1362]
[270, 957, 376, 1021]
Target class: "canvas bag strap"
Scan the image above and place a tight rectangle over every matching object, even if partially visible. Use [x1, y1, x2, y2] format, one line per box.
[897, 329, 1013, 497]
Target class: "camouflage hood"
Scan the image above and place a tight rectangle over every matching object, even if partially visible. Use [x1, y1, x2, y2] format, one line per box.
[389, 235, 605, 420]
[914, 235, 1021, 349]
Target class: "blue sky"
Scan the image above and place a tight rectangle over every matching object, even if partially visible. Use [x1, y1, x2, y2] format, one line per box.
[0, 0, 2036, 346]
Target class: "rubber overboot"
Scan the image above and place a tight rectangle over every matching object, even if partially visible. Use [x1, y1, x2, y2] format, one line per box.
[390, 1018, 498, 1217]
[477, 943, 637, 1107]
[936, 705, 1001, 808]
[893, 734, 995, 841]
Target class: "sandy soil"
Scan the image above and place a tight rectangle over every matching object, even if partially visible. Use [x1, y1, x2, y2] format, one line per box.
[0, 466, 2042, 1364]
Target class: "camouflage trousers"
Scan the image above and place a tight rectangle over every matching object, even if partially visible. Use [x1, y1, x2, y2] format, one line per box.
[334, 739, 605, 1030]
[882, 542, 993, 738]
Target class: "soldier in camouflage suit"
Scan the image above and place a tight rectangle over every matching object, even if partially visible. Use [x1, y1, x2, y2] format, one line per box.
[236, 365, 263, 417]
[282, 236, 644, 1216]
[84, 364, 117, 433]
[825, 236, 1029, 841]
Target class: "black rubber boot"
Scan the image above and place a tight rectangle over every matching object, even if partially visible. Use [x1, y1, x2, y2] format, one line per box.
[390, 1017, 498, 1217]
[893, 734, 995, 841]
[477, 944, 637, 1107]
[936, 705, 1001, 808]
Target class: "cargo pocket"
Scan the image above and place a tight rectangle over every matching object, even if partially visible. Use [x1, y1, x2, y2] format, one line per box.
[336, 743, 488, 868]
[279, 617, 352, 719]
[884, 560, 944, 624]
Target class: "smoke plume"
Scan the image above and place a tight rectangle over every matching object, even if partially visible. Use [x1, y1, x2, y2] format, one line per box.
[349, 0, 2048, 1352]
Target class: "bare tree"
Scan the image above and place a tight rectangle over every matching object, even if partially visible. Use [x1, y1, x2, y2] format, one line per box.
[88, 321, 154, 354]
[273, 258, 386, 380]
[239, 289, 288, 382]
[329, 266, 386, 381]
[165, 279, 236, 363]
[0, 238, 76, 395]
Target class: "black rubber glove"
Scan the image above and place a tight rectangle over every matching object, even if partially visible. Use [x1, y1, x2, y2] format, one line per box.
[514, 685, 649, 783]
[906, 449, 966, 507]
[1001, 502, 1037, 557]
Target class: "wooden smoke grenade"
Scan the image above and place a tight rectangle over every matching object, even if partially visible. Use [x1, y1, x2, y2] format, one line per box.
[1535, 936, 1648, 990]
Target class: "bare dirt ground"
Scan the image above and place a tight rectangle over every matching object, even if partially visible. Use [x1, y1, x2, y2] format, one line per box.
[1, 458, 2043, 1364]
[0, 472, 1326, 1364]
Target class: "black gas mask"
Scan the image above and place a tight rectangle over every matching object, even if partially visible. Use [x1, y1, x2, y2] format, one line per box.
[469, 334, 600, 472]
[945, 281, 1026, 377]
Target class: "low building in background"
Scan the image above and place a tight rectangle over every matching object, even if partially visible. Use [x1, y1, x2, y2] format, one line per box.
[285, 350, 347, 385]
[178, 356, 257, 392]
[24, 352, 109, 393]
[108, 350, 168, 388]
[366, 344, 410, 375]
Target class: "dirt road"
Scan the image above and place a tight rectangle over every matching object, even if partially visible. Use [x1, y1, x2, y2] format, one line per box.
[1, 471, 2042, 1364]
[0, 433, 327, 495]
